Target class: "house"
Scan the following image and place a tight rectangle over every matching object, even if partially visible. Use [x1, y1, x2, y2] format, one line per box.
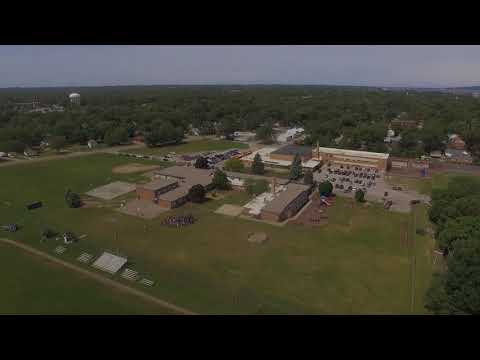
[87, 140, 98, 149]
[430, 150, 443, 159]
[444, 149, 473, 164]
[447, 134, 466, 150]
[276, 127, 305, 143]
[23, 148, 38, 157]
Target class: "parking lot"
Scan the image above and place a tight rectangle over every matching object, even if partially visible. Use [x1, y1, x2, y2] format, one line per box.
[315, 164, 381, 194]
[314, 164, 430, 213]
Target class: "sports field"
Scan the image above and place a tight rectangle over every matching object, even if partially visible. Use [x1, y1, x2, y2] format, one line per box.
[0, 154, 434, 314]
[385, 172, 457, 196]
[130, 139, 249, 156]
[0, 242, 173, 314]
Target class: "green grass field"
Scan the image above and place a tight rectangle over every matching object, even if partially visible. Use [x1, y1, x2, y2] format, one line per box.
[130, 139, 249, 156]
[0, 243, 173, 315]
[0, 154, 434, 314]
[385, 172, 458, 196]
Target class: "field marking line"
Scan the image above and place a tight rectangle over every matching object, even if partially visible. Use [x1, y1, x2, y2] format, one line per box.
[0, 238, 196, 315]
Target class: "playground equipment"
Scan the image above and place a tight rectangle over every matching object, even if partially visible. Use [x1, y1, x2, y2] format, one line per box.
[1, 224, 18, 232]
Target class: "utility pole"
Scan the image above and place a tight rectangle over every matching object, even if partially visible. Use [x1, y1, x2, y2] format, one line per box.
[410, 205, 417, 313]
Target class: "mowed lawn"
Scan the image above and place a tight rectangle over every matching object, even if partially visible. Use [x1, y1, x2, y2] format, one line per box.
[0, 243, 173, 315]
[130, 139, 249, 156]
[0, 154, 433, 314]
[385, 172, 462, 196]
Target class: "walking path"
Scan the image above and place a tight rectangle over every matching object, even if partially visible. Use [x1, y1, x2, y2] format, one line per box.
[0, 238, 196, 315]
[0, 144, 146, 168]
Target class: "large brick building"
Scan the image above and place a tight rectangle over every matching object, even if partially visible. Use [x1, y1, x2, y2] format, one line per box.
[260, 183, 311, 222]
[135, 166, 214, 209]
[312, 146, 390, 171]
[136, 178, 179, 203]
[269, 144, 313, 162]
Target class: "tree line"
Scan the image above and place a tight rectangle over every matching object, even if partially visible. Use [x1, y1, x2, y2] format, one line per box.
[1, 85, 480, 160]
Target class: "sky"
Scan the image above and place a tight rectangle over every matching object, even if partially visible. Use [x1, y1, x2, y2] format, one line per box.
[0, 45, 480, 88]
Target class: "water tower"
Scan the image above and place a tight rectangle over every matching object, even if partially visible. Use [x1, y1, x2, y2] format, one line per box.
[69, 93, 81, 105]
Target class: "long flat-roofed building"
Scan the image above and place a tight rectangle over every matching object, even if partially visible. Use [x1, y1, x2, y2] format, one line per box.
[312, 145, 390, 171]
[260, 183, 311, 222]
[240, 145, 321, 171]
[136, 178, 179, 202]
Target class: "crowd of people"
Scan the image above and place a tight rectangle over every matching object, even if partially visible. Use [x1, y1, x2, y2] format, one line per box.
[162, 214, 197, 228]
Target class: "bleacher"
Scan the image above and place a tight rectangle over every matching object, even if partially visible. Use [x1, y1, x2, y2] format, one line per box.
[121, 268, 139, 281]
[77, 253, 93, 263]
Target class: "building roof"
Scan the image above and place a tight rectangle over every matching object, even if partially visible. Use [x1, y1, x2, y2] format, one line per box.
[154, 165, 213, 187]
[445, 149, 472, 161]
[316, 147, 389, 160]
[240, 147, 320, 168]
[137, 178, 178, 191]
[225, 171, 290, 185]
[262, 183, 310, 215]
[271, 144, 312, 157]
[157, 184, 190, 201]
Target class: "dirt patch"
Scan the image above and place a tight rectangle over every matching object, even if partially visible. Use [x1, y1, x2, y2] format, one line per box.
[112, 163, 160, 174]
[118, 199, 170, 219]
[291, 196, 332, 227]
[215, 204, 244, 217]
[247, 232, 268, 244]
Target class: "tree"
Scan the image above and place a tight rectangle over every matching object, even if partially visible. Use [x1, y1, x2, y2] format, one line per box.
[244, 178, 269, 196]
[212, 169, 230, 190]
[318, 181, 333, 196]
[224, 158, 245, 172]
[289, 153, 302, 180]
[104, 127, 129, 146]
[188, 184, 206, 203]
[194, 156, 209, 169]
[303, 170, 314, 185]
[255, 123, 274, 143]
[437, 216, 480, 251]
[50, 136, 67, 152]
[0, 140, 25, 153]
[251, 153, 264, 175]
[355, 189, 365, 203]
[65, 190, 82, 208]
[425, 238, 480, 315]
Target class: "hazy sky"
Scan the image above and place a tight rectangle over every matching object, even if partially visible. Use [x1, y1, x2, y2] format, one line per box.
[1, 45, 480, 88]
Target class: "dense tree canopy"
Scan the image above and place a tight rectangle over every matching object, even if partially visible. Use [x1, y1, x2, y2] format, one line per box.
[318, 181, 333, 196]
[223, 158, 245, 172]
[1, 85, 480, 161]
[212, 169, 230, 190]
[244, 178, 269, 196]
[251, 153, 264, 175]
[289, 154, 303, 180]
[425, 176, 480, 314]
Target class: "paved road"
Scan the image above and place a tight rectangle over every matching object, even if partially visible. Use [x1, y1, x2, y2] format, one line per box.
[0, 144, 146, 168]
[0, 238, 196, 315]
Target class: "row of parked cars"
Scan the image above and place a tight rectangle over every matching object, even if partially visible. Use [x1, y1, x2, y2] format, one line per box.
[203, 149, 241, 168]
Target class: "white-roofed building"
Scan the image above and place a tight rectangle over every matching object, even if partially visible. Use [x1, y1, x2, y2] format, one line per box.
[312, 145, 390, 171]
[276, 127, 305, 143]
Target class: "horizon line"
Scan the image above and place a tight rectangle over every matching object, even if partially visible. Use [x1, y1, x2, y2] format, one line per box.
[0, 83, 477, 90]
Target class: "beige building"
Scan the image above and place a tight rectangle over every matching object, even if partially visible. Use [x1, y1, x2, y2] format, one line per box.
[312, 146, 390, 171]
